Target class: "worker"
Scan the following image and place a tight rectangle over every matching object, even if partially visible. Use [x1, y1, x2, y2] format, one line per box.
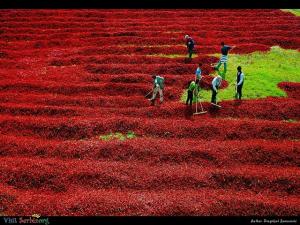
[185, 35, 195, 59]
[214, 42, 235, 78]
[211, 75, 222, 104]
[149, 75, 164, 105]
[186, 79, 200, 106]
[236, 66, 244, 100]
[195, 63, 202, 81]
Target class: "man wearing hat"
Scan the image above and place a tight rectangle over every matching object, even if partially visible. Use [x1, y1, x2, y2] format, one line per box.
[184, 35, 195, 59]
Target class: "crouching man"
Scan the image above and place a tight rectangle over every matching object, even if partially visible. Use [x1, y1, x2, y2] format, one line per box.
[149, 75, 164, 106]
[211, 75, 222, 105]
[186, 79, 200, 106]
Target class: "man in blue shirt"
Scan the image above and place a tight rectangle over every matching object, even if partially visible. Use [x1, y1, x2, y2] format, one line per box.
[195, 63, 202, 81]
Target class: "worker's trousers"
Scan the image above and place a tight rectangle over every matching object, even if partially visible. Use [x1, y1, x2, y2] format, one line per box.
[188, 48, 193, 58]
[215, 61, 227, 79]
[211, 88, 218, 104]
[186, 90, 193, 105]
[151, 86, 163, 102]
[236, 83, 243, 100]
[216, 61, 227, 73]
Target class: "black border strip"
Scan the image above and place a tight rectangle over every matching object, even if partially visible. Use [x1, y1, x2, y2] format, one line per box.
[0, 0, 300, 9]
[0, 216, 299, 225]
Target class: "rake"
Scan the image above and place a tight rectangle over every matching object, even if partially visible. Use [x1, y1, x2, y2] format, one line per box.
[211, 102, 222, 108]
[145, 90, 153, 98]
[193, 94, 207, 115]
[233, 83, 237, 99]
[210, 92, 222, 108]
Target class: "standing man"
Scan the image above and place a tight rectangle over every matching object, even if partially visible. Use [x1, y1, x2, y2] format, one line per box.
[195, 63, 202, 81]
[186, 79, 200, 106]
[214, 42, 235, 78]
[185, 35, 195, 59]
[236, 66, 244, 100]
[211, 75, 222, 105]
[149, 75, 164, 105]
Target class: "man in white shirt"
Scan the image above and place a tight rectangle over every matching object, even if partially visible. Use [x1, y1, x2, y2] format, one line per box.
[211, 75, 222, 104]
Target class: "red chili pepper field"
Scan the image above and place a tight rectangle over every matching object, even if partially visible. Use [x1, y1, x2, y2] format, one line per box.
[0, 9, 300, 216]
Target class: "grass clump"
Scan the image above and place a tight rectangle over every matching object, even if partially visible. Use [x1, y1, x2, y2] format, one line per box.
[99, 131, 137, 141]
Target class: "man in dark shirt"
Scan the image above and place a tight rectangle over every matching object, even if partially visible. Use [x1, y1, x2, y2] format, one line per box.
[214, 42, 235, 78]
[235, 66, 245, 100]
[185, 35, 195, 59]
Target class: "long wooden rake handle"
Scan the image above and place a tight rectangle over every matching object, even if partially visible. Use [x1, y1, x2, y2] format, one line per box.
[145, 90, 153, 98]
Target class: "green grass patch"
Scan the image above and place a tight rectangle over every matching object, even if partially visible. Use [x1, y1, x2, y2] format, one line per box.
[181, 46, 300, 103]
[118, 44, 174, 47]
[281, 9, 300, 16]
[164, 31, 183, 33]
[148, 53, 198, 58]
[283, 119, 298, 123]
[99, 131, 137, 141]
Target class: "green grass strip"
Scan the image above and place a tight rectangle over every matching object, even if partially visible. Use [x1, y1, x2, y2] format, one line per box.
[181, 46, 300, 103]
[148, 53, 198, 58]
[99, 131, 137, 141]
[281, 9, 300, 16]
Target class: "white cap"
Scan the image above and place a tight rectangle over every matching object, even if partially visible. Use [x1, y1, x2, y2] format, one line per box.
[185, 35, 189, 39]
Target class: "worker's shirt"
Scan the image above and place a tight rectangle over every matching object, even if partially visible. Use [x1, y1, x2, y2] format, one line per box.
[221, 45, 232, 55]
[154, 76, 164, 89]
[237, 72, 244, 86]
[186, 37, 195, 49]
[195, 67, 202, 79]
[188, 81, 196, 92]
[194, 83, 200, 96]
[212, 77, 222, 92]
[154, 77, 159, 87]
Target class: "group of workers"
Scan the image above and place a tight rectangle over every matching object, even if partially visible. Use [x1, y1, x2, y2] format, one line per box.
[148, 35, 245, 107]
